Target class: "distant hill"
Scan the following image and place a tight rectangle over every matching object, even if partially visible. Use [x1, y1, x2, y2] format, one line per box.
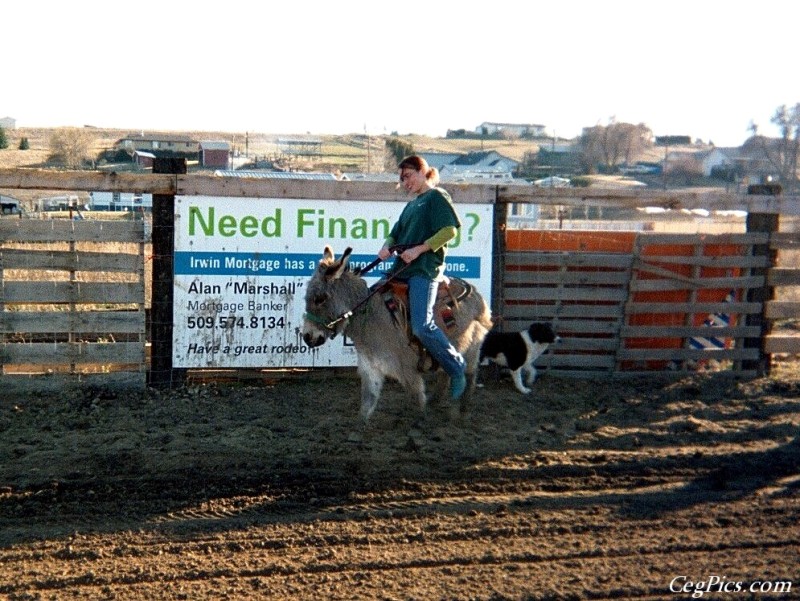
[0, 126, 548, 173]
[0, 127, 719, 195]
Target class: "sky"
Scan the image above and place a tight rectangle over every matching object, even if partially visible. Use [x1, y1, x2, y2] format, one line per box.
[5, 0, 798, 147]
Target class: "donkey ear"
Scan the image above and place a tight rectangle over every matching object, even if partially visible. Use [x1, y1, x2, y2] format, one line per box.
[325, 246, 353, 280]
[322, 246, 335, 262]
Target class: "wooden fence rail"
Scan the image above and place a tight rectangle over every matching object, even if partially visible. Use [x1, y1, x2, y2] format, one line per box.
[0, 219, 145, 382]
[765, 233, 800, 355]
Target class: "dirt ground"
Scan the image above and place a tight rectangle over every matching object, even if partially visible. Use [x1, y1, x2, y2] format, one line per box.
[0, 359, 798, 601]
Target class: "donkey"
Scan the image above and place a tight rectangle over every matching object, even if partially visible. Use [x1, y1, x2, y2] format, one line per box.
[302, 246, 493, 422]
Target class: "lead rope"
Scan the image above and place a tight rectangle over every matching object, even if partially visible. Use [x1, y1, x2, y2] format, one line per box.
[322, 250, 416, 330]
[353, 243, 417, 277]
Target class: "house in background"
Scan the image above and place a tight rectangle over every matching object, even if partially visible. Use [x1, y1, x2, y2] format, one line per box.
[475, 122, 547, 138]
[200, 141, 231, 169]
[419, 152, 462, 171]
[0, 117, 16, 129]
[419, 150, 520, 180]
[445, 150, 519, 178]
[664, 143, 777, 183]
[699, 147, 739, 177]
[115, 132, 199, 154]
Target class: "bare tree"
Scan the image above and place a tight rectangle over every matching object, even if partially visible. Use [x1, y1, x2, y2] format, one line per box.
[749, 104, 800, 194]
[577, 124, 605, 174]
[620, 122, 653, 166]
[48, 128, 96, 169]
[579, 119, 653, 173]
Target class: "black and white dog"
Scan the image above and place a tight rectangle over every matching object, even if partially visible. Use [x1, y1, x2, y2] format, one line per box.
[479, 323, 559, 394]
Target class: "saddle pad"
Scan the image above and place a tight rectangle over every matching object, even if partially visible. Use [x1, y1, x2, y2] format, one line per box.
[382, 276, 471, 308]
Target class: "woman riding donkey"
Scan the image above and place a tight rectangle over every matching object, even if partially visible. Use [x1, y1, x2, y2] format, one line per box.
[378, 155, 468, 401]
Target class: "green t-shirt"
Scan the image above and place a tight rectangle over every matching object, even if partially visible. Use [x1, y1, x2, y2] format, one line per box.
[387, 187, 461, 280]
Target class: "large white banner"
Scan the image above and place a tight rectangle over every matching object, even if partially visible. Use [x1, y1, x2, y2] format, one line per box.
[173, 195, 493, 368]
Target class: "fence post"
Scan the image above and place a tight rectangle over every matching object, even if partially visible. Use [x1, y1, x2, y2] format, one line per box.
[491, 187, 507, 328]
[148, 158, 187, 388]
[742, 184, 780, 375]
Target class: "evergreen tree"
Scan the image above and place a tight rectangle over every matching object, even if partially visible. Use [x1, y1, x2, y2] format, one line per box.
[384, 137, 414, 170]
[19, 137, 30, 150]
[0, 126, 8, 150]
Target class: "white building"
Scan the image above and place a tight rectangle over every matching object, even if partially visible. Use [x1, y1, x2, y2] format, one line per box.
[420, 150, 519, 179]
[700, 147, 739, 177]
[88, 191, 153, 211]
[475, 122, 546, 137]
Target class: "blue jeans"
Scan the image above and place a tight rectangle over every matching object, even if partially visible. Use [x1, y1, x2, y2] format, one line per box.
[407, 276, 465, 378]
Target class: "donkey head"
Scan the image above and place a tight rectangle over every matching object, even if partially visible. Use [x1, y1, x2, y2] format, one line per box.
[301, 246, 353, 348]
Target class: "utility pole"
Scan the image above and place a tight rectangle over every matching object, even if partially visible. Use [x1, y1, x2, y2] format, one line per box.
[365, 123, 371, 173]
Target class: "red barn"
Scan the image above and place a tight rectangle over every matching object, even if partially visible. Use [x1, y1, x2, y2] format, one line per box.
[200, 141, 230, 169]
[133, 150, 155, 169]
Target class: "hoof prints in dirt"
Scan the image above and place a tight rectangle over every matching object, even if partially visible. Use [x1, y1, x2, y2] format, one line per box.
[1, 366, 799, 599]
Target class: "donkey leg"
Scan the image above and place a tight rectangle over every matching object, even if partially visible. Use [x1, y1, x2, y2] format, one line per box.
[463, 351, 480, 396]
[358, 359, 384, 422]
[462, 340, 484, 393]
[407, 373, 427, 412]
[458, 340, 484, 416]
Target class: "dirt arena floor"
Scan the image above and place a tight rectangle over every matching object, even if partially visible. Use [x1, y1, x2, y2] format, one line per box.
[1, 359, 798, 600]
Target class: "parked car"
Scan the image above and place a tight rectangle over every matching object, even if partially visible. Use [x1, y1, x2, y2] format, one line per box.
[533, 176, 572, 188]
[620, 164, 659, 175]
